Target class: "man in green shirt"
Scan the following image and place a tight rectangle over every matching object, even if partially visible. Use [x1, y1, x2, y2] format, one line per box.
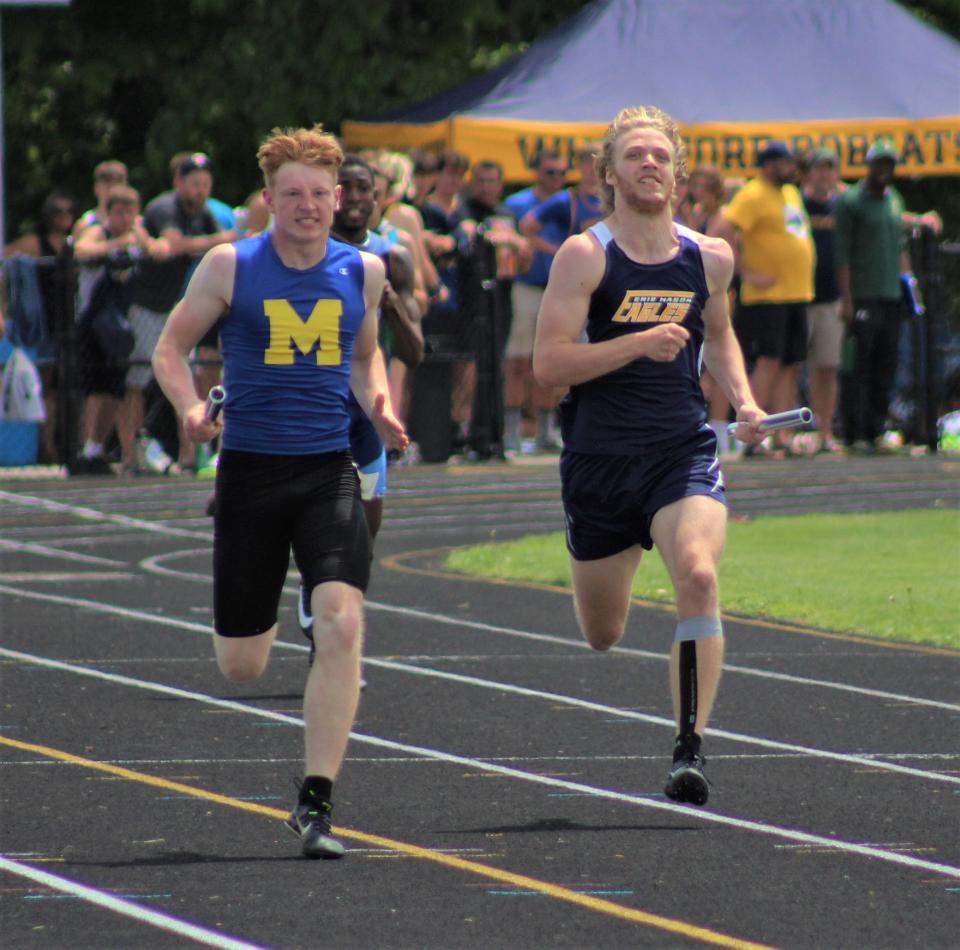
[834, 140, 910, 451]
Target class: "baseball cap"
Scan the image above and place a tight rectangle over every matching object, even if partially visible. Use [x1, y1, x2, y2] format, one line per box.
[866, 139, 899, 164]
[757, 141, 793, 165]
[178, 152, 213, 177]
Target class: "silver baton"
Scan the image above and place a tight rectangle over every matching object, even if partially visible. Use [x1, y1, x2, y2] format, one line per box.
[204, 385, 226, 423]
[728, 407, 812, 438]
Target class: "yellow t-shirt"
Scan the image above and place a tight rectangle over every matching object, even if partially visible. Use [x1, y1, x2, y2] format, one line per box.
[723, 178, 814, 305]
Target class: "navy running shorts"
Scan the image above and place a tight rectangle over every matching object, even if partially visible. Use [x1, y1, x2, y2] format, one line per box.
[213, 449, 371, 637]
[560, 429, 726, 561]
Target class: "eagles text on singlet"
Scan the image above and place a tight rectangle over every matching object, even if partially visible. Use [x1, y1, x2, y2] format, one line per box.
[612, 291, 695, 324]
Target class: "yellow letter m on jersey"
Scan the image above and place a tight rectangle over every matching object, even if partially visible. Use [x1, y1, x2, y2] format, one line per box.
[263, 299, 343, 366]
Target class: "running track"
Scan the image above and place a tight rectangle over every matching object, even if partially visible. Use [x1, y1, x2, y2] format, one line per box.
[1, 453, 958, 949]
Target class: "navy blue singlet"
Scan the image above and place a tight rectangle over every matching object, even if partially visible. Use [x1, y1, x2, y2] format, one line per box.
[560, 222, 711, 454]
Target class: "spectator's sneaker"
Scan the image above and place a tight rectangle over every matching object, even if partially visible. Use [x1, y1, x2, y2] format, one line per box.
[285, 793, 345, 859]
[297, 582, 316, 667]
[664, 735, 710, 806]
[140, 437, 182, 476]
[535, 436, 563, 453]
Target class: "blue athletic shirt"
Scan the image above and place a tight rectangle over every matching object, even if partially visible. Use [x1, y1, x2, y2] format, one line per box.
[505, 187, 554, 288]
[219, 231, 367, 454]
[560, 222, 711, 454]
[534, 188, 604, 239]
[346, 230, 393, 466]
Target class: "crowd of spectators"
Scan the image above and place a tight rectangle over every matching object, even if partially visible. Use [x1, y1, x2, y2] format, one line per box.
[0, 134, 950, 473]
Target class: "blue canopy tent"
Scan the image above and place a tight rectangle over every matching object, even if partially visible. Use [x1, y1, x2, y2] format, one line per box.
[343, 0, 960, 181]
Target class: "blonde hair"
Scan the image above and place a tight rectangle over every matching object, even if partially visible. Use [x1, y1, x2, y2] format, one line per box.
[374, 151, 415, 204]
[257, 125, 343, 187]
[596, 106, 687, 212]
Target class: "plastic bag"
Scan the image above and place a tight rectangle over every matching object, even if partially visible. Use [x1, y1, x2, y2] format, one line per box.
[1, 347, 46, 422]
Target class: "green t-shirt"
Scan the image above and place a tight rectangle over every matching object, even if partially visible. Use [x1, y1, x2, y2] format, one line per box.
[833, 181, 905, 301]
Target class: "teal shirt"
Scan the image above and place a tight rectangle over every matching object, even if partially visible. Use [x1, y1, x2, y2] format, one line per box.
[833, 181, 905, 301]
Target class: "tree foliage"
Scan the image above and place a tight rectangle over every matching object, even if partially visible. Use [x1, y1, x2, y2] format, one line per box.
[3, 0, 958, 239]
[2, 0, 587, 236]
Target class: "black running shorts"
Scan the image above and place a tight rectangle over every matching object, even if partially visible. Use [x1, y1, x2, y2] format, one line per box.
[213, 449, 371, 637]
[734, 302, 808, 365]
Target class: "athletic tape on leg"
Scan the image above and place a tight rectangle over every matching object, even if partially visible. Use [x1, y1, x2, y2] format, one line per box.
[674, 616, 723, 642]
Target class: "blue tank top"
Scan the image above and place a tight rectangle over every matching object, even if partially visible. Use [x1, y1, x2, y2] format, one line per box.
[560, 222, 710, 454]
[346, 229, 393, 464]
[219, 231, 367, 454]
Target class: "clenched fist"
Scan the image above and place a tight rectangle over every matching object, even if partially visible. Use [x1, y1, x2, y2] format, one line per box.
[640, 323, 690, 362]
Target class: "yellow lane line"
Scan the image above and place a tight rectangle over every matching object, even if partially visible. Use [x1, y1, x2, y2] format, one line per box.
[379, 546, 959, 657]
[1, 735, 777, 950]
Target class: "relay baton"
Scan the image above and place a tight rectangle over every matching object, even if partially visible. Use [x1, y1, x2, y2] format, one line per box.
[204, 385, 226, 423]
[728, 407, 812, 439]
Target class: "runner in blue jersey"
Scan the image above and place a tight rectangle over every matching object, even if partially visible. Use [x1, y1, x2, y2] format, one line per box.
[533, 106, 765, 806]
[333, 154, 422, 537]
[152, 126, 408, 860]
[296, 154, 423, 650]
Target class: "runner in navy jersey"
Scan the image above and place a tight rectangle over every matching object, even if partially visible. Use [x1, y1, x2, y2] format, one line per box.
[533, 106, 765, 805]
[152, 126, 408, 859]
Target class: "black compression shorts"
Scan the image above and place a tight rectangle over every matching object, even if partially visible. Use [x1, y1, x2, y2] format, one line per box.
[212, 449, 371, 637]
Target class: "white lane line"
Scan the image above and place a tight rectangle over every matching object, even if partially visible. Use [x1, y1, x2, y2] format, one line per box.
[1, 581, 957, 787]
[4, 488, 957, 715]
[0, 573, 136, 582]
[0, 856, 269, 950]
[362, 658, 960, 786]
[0, 490, 212, 541]
[362, 601, 960, 715]
[2, 646, 958, 881]
[7, 751, 957, 768]
[139, 548, 960, 717]
[0, 539, 128, 567]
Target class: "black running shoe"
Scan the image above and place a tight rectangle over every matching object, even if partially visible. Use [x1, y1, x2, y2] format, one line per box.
[664, 734, 710, 806]
[285, 795, 345, 859]
[297, 582, 316, 666]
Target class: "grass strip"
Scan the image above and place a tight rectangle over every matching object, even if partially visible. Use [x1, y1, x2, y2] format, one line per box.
[446, 509, 960, 648]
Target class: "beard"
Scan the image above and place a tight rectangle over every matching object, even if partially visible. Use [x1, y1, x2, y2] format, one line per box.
[620, 185, 671, 216]
[773, 168, 796, 186]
